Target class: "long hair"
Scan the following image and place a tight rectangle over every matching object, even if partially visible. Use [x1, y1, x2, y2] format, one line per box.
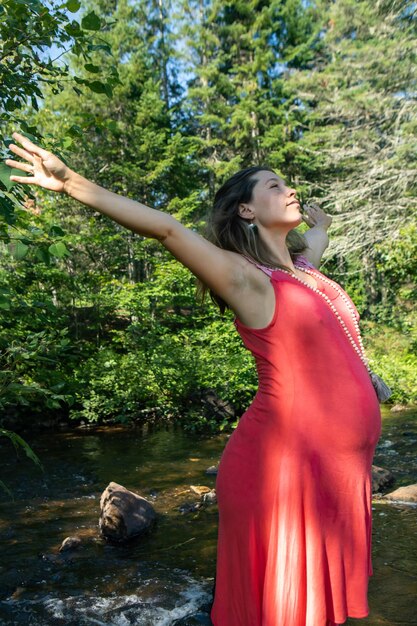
[196, 166, 309, 313]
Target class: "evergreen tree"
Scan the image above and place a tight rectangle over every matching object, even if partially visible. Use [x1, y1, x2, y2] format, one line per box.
[286, 0, 416, 256]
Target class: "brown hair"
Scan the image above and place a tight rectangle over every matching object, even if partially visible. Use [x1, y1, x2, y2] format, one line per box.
[196, 166, 309, 313]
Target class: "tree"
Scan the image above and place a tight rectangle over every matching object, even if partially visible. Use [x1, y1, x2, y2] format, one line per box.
[0, 0, 119, 243]
[285, 0, 416, 258]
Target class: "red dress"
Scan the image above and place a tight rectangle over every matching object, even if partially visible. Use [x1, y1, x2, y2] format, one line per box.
[211, 255, 382, 626]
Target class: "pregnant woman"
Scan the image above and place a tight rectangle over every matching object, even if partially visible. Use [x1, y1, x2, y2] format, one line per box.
[5, 132, 382, 626]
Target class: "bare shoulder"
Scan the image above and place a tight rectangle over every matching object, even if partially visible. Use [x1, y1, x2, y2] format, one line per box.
[162, 220, 274, 327]
[162, 218, 271, 303]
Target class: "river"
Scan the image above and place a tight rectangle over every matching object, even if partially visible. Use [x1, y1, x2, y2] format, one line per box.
[0, 406, 416, 625]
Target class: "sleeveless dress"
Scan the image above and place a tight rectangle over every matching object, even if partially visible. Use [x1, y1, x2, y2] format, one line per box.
[210, 255, 382, 626]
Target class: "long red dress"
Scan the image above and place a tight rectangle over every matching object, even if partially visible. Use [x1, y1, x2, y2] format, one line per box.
[210, 255, 382, 626]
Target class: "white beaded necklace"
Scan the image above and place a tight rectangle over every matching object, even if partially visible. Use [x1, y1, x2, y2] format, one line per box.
[277, 265, 371, 373]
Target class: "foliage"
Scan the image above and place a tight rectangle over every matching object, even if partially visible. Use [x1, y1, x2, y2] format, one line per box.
[365, 320, 417, 405]
[0, 428, 43, 495]
[0, 0, 120, 253]
[0, 0, 416, 435]
[285, 0, 417, 264]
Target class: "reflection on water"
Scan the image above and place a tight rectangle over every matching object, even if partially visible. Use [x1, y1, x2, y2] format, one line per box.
[0, 408, 416, 625]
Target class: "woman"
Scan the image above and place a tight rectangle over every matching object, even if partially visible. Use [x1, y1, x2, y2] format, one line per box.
[5, 133, 381, 626]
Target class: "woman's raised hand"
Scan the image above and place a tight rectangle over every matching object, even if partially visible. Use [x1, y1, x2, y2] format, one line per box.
[5, 132, 73, 194]
[302, 202, 333, 231]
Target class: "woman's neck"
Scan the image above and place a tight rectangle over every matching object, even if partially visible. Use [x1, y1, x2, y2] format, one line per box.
[258, 227, 296, 272]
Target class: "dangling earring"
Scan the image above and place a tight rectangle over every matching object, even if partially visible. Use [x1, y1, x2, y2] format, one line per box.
[248, 220, 257, 233]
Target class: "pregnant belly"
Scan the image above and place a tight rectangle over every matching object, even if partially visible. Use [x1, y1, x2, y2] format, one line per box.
[290, 369, 382, 453]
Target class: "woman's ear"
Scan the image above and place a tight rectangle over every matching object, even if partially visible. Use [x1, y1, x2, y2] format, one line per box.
[238, 203, 255, 220]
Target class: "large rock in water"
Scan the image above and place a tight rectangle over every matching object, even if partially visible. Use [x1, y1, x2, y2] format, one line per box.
[99, 482, 156, 542]
[371, 464, 395, 493]
[383, 484, 417, 504]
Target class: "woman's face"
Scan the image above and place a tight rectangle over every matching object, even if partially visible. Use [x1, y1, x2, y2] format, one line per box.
[240, 170, 302, 230]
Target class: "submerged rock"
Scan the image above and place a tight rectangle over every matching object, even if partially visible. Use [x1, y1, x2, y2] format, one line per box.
[59, 536, 82, 552]
[383, 484, 417, 504]
[371, 465, 395, 493]
[179, 501, 203, 514]
[99, 482, 156, 542]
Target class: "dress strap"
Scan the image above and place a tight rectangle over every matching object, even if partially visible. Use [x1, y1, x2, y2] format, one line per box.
[243, 253, 315, 276]
[242, 255, 274, 277]
[294, 254, 315, 270]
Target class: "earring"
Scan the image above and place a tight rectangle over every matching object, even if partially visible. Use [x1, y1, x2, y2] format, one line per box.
[248, 221, 258, 233]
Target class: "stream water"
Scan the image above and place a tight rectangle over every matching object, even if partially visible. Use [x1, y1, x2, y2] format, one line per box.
[0, 407, 416, 625]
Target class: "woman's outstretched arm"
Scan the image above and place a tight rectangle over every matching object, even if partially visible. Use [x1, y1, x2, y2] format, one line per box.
[7, 132, 177, 242]
[5, 132, 249, 303]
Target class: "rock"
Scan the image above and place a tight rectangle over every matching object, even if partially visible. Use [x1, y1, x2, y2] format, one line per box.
[185, 486, 217, 508]
[189, 388, 235, 420]
[190, 485, 212, 496]
[59, 536, 82, 552]
[99, 482, 156, 542]
[383, 484, 417, 504]
[371, 465, 395, 493]
[390, 404, 408, 412]
[179, 501, 203, 514]
[205, 466, 218, 475]
[10, 587, 26, 600]
[202, 490, 217, 504]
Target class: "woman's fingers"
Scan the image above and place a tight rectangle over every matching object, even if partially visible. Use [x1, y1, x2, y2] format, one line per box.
[11, 132, 50, 160]
[9, 175, 36, 184]
[9, 143, 35, 163]
[5, 158, 34, 173]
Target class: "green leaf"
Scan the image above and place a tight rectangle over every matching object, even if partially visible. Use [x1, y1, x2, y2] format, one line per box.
[0, 194, 16, 224]
[48, 242, 69, 258]
[0, 480, 13, 498]
[11, 240, 29, 259]
[87, 43, 112, 56]
[104, 83, 113, 98]
[0, 294, 11, 310]
[0, 163, 24, 191]
[62, 136, 73, 148]
[65, 21, 82, 36]
[81, 11, 101, 31]
[67, 124, 83, 137]
[66, 0, 81, 12]
[35, 246, 50, 265]
[0, 430, 39, 465]
[84, 63, 100, 73]
[87, 81, 107, 94]
[48, 224, 66, 237]
[0, 429, 43, 470]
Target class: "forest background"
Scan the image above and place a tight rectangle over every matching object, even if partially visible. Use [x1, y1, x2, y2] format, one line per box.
[0, 0, 416, 437]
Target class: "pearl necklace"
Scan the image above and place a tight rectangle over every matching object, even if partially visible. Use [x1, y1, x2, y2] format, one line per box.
[278, 265, 371, 373]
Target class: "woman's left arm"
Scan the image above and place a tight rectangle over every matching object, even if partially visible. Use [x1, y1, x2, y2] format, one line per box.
[301, 203, 333, 268]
